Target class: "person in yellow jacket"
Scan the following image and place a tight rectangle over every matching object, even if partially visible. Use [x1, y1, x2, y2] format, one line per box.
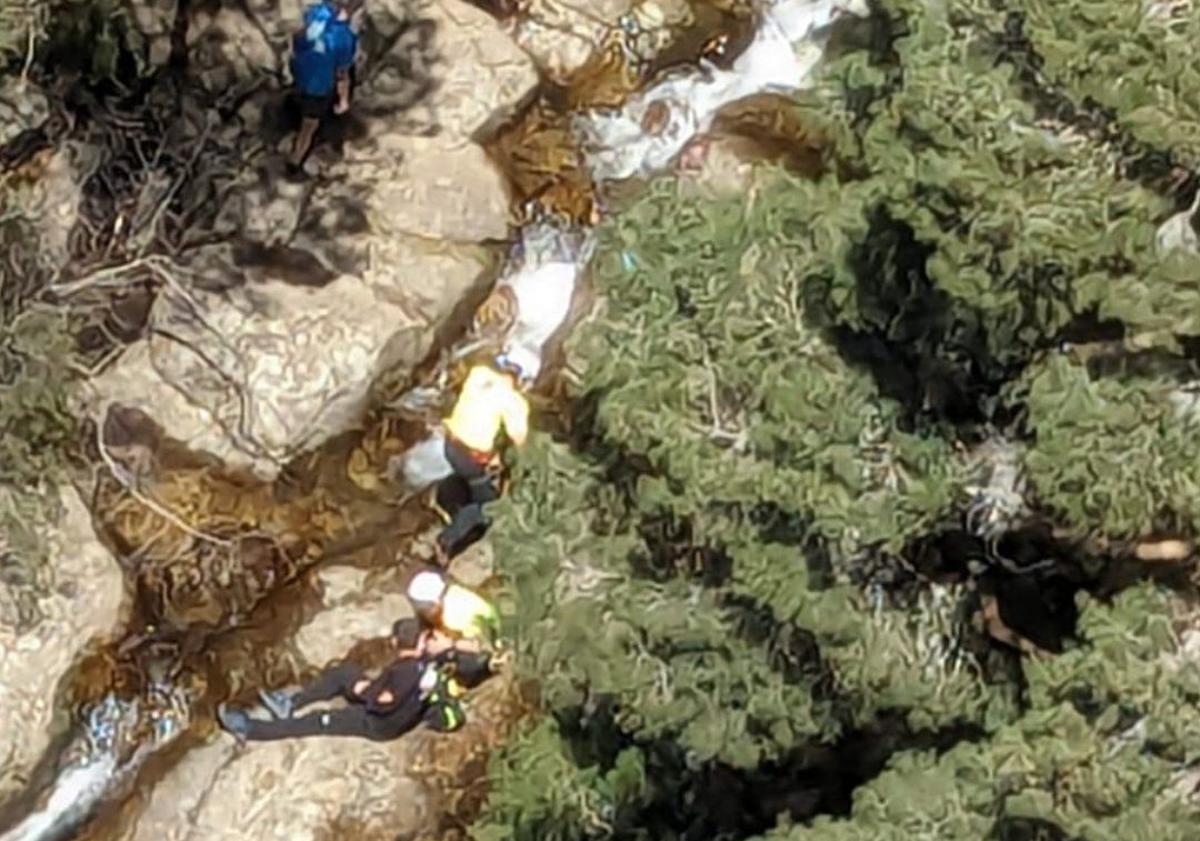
[436, 349, 535, 559]
[407, 570, 502, 678]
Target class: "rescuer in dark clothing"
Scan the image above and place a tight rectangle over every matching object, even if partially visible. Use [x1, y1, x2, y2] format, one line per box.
[216, 620, 468, 742]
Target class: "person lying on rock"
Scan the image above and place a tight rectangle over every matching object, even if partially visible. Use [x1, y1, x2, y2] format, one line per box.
[407, 569, 502, 661]
[216, 619, 475, 743]
[287, 0, 360, 177]
[435, 349, 535, 561]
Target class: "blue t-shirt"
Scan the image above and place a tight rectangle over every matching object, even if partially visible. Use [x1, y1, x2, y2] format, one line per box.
[292, 4, 358, 98]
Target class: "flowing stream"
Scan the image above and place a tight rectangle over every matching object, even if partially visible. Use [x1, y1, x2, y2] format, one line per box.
[0, 3, 860, 839]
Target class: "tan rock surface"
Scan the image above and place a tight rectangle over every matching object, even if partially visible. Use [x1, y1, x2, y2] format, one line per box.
[0, 78, 50, 145]
[508, 0, 635, 82]
[417, 0, 539, 141]
[86, 235, 492, 480]
[122, 737, 430, 841]
[292, 565, 413, 668]
[353, 137, 514, 242]
[0, 486, 127, 805]
[186, 6, 281, 92]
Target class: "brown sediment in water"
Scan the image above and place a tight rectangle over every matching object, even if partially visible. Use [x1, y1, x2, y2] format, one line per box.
[484, 0, 822, 224]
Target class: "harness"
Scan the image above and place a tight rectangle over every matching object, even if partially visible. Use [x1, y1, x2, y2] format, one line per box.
[422, 666, 466, 731]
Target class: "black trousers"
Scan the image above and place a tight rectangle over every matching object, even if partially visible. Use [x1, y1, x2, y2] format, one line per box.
[241, 663, 433, 742]
[437, 438, 499, 557]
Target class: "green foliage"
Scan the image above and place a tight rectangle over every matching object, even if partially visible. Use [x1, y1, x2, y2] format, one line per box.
[472, 0, 1200, 838]
[473, 172, 1009, 835]
[41, 0, 149, 84]
[766, 586, 1200, 841]
[0, 307, 79, 486]
[472, 717, 651, 841]
[1014, 0, 1200, 167]
[814, 0, 1199, 366]
[0, 0, 50, 65]
[0, 305, 80, 623]
[1020, 354, 1200, 540]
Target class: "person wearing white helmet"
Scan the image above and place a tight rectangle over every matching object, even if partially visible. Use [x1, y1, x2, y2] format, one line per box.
[435, 347, 536, 560]
[406, 568, 501, 650]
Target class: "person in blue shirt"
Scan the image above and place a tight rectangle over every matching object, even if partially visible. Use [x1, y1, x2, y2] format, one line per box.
[287, 0, 360, 176]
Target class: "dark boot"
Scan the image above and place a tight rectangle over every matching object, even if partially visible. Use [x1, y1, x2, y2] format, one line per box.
[217, 703, 251, 745]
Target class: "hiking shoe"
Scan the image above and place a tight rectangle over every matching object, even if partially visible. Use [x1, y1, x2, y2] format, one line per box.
[258, 689, 295, 720]
[217, 703, 250, 744]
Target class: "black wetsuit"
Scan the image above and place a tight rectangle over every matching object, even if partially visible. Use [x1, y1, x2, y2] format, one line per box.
[239, 660, 449, 742]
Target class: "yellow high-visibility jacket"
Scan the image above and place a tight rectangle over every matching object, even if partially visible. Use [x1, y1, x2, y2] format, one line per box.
[441, 583, 500, 644]
[444, 365, 529, 454]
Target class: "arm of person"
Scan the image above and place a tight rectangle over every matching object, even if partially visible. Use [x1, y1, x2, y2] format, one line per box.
[334, 68, 351, 113]
[450, 636, 482, 655]
[363, 669, 407, 714]
[502, 393, 529, 447]
[332, 29, 356, 112]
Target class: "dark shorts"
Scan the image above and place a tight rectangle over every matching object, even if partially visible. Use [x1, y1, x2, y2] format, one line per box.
[299, 93, 334, 120]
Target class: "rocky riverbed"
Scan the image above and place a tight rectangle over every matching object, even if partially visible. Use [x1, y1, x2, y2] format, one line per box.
[0, 1, 861, 839]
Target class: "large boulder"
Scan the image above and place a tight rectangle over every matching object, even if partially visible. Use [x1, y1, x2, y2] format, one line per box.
[119, 736, 431, 841]
[349, 135, 515, 242]
[123, 0, 179, 68]
[86, 234, 493, 480]
[506, 0, 635, 83]
[0, 485, 127, 807]
[186, 6, 281, 93]
[410, 0, 539, 141]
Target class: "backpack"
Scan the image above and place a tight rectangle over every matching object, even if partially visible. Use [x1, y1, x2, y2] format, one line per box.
[293, 3, 356, 96]
[301, 3, 336, 51]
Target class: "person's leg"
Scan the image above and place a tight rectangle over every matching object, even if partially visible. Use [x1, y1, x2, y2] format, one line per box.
[443, 438, 487, 485]
[453, 652, 494, 689]
[262, 662, 368, 718]
[241, 704, 416, 741]
[288, 95, 329, 169]
[436, 502, 489, 558]
[444, 441, 499, 507]
[289, 121, 320, 168]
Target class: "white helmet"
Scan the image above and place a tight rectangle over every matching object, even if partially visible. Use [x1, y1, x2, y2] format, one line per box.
[495, 345, 541, 385]
[407, 570, 448, 606]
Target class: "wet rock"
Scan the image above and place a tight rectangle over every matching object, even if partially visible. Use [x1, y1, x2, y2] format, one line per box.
[122, 737, 430, 841]
[574, 0, 864, 183]
[0, 486, 127, 806]
[86, 235, 492, 480]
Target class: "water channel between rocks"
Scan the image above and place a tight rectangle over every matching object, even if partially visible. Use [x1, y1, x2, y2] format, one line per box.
[0, 2, 843, 839]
